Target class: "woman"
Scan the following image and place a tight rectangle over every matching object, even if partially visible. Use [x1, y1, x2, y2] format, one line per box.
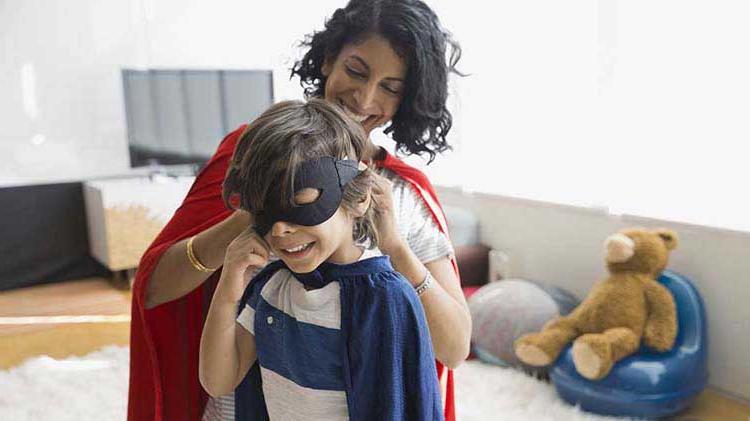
[128, 1, 469, 420]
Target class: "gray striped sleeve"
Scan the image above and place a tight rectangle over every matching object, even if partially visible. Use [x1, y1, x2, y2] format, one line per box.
[393, 178, 454, 264]
[202, 395, 235, 421]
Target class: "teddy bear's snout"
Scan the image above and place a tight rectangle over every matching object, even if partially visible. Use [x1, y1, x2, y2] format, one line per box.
[604, 233, 635, 263]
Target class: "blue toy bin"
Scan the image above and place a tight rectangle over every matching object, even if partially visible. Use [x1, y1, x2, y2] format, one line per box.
[550, 270, 708, 419]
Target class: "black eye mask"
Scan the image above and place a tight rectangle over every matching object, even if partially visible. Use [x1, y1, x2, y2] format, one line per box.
[252, 156, 362, 237]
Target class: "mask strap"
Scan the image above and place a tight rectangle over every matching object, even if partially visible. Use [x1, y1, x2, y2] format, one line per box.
[334, 159, 362, 187]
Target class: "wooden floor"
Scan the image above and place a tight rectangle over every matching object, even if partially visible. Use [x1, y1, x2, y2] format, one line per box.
[1, 278, 749, 420]
[0, 278, 131, 369]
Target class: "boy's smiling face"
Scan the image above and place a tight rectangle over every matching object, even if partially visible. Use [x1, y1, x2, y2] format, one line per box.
[263, 188, 364, 274]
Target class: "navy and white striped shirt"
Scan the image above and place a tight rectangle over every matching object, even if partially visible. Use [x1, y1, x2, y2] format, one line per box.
[235, 249, 382, 420]
[233, 251, 443, 421]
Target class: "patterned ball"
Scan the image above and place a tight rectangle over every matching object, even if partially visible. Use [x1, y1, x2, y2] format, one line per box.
[469, 280, 560, 367]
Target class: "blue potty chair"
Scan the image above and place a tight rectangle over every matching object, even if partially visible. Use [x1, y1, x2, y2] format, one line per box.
[550, 270, 708, 419]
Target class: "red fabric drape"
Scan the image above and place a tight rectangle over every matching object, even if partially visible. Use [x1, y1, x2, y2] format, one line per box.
[128, 125, 459, 421]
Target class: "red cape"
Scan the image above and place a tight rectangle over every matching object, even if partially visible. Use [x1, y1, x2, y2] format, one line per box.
[128, 125, 459, 421]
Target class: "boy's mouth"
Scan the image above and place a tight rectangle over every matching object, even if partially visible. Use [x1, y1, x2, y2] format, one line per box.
[280, 242, 315, 258]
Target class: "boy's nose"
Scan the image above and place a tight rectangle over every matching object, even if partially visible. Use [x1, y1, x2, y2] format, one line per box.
[271, 220, 296, 236]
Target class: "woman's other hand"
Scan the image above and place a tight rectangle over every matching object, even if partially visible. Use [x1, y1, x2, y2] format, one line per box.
[229, 208, 252, 229]
[370, 171, 405, 255]
[145, 210, 254, 309]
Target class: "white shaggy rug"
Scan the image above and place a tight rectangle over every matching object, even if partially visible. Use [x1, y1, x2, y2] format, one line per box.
[0, 346, 629, 420]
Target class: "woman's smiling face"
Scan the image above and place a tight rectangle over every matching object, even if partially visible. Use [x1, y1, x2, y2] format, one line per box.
[322, 33, 407, 136]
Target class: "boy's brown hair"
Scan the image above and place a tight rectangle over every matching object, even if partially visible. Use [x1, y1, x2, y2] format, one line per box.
[223, 99, 378, 246]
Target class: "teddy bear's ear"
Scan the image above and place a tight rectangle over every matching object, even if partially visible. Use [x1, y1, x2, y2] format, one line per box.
[655, 228, 679, 250]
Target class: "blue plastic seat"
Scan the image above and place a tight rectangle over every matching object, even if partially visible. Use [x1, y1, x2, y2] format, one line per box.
[549, 270, 708, 419]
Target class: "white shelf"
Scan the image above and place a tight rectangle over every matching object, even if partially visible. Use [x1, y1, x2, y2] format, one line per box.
[83, 176, 194, 271]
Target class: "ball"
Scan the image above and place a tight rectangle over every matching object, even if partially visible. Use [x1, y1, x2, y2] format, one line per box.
[469, 280, 561, 367]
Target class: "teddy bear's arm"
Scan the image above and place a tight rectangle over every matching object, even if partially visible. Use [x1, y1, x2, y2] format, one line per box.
[643, 282, 678, 352]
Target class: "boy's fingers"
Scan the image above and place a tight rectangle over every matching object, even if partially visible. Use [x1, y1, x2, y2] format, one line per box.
[235, 228, 270, 259]
[252, 244, 269, 260]
[246, 254, 267, 269]
[253, 230, 271, 252]
[250, 236, 271, 259]
[242, 243, 267, 261]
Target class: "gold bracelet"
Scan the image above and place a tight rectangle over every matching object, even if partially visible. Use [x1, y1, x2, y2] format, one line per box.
[186, 236, 218, 273]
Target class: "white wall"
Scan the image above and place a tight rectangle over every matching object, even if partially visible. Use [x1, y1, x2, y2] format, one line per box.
[0, 0, 343, 186]
[1, 0, 135, 185]
[419, 1, 750, 234]
[437, 186, 750, 400]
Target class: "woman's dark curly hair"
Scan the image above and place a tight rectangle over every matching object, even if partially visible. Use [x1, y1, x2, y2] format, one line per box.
[290, 0, 462, 163]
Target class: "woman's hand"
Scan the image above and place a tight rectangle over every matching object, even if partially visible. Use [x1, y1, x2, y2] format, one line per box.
[145, 209, 255, 309]
[229, 208, 252, 229]
[217, 227, 270, 302]
[370, 171, 406, 255]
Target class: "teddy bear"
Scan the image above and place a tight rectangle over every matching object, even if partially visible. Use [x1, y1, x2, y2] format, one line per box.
[513, 227, 679, 380]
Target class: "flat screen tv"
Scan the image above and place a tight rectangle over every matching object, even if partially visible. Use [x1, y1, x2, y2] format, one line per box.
[122, 69, 273, 168]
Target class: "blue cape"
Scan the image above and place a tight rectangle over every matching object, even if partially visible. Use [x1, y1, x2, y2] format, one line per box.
[234, 255, 444, 421]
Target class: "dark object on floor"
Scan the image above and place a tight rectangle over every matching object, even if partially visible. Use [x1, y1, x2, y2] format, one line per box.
[455, 244, 491, 286]
[0, 182, 109, 291]
[521, 365, 550, 382]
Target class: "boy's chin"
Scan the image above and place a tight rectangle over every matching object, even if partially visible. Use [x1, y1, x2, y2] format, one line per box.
[283, 259, 319, 274]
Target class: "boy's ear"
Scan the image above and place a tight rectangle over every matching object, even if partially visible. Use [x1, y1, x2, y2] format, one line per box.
[352, 190, 372, 218]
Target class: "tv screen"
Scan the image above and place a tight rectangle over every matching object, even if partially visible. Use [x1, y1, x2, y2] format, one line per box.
[122, 69, 273, 168]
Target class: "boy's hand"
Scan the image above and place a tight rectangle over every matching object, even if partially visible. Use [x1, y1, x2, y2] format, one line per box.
[218, 227, 270, 302]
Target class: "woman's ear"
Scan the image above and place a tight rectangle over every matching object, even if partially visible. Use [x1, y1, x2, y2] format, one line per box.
[321, 54, 334, 77]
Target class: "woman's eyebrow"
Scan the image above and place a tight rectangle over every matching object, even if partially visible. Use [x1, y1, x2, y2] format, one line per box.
[350, 56, 370, 70]
[350, 56, 404, 83]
